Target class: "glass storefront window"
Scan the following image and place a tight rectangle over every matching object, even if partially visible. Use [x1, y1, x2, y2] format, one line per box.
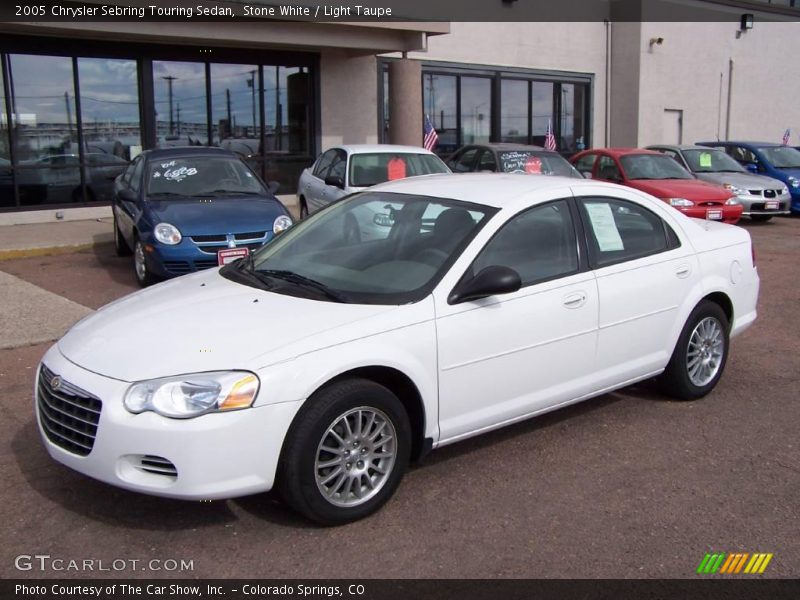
[500, 79, 528, 144]
[560, 83, 587, 154]
[423, 73, 457, 155]
[153, 60, 208, 146]
[531, 81, 554, 147]
[1, 59, 11, 209]
[460, 77, 491, 145]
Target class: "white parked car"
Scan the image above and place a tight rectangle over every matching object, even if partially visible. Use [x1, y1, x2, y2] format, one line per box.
[296, 144, 450, 220]
[36, 175, 758, 524]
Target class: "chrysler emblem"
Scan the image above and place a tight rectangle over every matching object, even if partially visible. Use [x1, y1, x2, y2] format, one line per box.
[50, 375, 62, 391]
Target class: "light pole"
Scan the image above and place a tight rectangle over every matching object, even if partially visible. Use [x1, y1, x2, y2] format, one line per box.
[161, 75, 177, 134]
[247, 70, 256, 137]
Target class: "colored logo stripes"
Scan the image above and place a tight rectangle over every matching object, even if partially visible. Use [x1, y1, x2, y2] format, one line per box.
[697, 552, 773, 574]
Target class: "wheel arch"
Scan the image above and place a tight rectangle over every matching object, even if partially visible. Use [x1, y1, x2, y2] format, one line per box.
[702, 290, 733, 328]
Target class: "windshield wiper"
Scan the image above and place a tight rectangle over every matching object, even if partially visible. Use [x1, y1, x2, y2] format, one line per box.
[148, 192, 189, 198]
[208, 189, 263, 196]
[256, 269, 349, 302]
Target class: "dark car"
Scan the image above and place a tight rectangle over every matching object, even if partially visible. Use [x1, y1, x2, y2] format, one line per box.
[445, 143, 583, 178]
[112, 147, 292, 286]
[697, 141, 800, 214]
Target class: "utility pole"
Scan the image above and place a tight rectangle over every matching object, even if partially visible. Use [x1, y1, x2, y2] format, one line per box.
[64, 91, 73, 138]
[162, 75, 177, 134]
[226, 88, 232, 137]
[247, 70, 256, 137]
[176, 104, 181, 135]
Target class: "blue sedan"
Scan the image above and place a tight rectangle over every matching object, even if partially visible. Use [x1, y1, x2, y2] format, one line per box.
[113, 147, 292, 286]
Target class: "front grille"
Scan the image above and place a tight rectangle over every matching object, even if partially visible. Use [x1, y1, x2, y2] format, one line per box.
[136, 455, 178, 479]
[37, 364, 102, 457]
[190, 231, 266, 243]
[196, 242, 265, 256]
[748, 190, 763, 197]
[697, 201, 723, 207]
[764, 189, 776, 198]
[163, 259, 219, 274]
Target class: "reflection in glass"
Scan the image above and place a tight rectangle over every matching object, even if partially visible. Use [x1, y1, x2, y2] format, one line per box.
[460, 77, 491, 145]
[423, 73, 457, 154]
[560, 83, 587, 154]
[153, 61, 208, 146]
[500, 79, 528, 144]
[1, 58, 12, 208]
[211, 63, 259, 147]
[9, 54, 80, 206]
[531, 81, 554, 147]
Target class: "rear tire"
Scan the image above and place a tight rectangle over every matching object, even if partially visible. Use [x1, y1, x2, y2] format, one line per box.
[278, 379, 411, 525]
[660, 300, 729, 400]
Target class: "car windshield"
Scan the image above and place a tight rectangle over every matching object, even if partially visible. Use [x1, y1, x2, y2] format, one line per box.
[497, 150, 583, 178]
[758, 146, 800, 169]
[146, 156, 266, 196]
[222, 191, 496, 304]
[348, 153, 449, 187]
[620, 154, 693, 180]
[682, 149, 745, 173]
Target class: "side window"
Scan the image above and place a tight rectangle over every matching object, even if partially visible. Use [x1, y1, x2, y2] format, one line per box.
[122, 160, 137, 185]
[472, 199, 579, 287]
[327, 150, 347, 181]
[477, 150, 497, 172]
[578, 197, 671, 267]
[313, 150, 337, 179]
[129, 158, 145, 193]
[452, 148, 479, 173]
[574, 153, 597, 177]
[596, 155, 621, 181]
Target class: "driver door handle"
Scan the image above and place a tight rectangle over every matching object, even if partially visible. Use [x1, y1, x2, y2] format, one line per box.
[563, 291, 587, 309]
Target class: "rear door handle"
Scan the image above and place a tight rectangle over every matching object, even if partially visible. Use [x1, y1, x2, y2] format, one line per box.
[675, 264, 691, 278]
[563, 291, 587, 309]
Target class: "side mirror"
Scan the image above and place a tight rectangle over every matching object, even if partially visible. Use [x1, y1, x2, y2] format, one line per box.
[118, 188, 137, 202]
[448, 265, 522, 305]
[744, 162, 758, 174]
[325, 175, 345, 189]
[267, 180, 280, 195]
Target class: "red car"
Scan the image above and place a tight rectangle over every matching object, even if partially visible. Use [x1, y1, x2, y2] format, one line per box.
[571, 148, 743, 224]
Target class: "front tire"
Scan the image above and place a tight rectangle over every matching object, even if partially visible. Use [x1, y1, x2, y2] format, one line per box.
[114, 216, 132, 256]
[133, 236, 158, 287]
[278, 379, 411, 525]
[660, 300, 729, 400]
[299, 198, 309, 219]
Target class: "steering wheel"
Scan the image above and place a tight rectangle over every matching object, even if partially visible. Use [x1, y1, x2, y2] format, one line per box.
[413, 247, 449, 267]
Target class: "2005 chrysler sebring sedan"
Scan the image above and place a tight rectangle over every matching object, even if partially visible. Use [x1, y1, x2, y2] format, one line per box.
[36, 175, 759, 525]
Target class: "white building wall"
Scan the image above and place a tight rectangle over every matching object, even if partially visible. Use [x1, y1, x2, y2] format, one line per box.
[636, 22, 800, 147]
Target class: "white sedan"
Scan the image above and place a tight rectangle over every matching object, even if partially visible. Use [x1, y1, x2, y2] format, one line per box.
[36, 174, 758, 524]
[296, 144, 450, 220]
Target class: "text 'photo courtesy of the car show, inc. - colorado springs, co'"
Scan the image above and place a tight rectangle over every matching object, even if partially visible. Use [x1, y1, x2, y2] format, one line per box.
[0, 1, 799, 600]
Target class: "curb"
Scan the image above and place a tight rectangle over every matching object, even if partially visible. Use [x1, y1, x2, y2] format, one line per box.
[0, 241, 110, 261]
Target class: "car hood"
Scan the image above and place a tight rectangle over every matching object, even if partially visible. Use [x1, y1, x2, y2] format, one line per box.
[58, 269, 399, 381]
[626, 179, 732, 200]
[148, 196, 287, 235]
[695, 172, 785, 190]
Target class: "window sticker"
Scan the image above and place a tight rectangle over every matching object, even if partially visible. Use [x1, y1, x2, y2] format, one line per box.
[387, 157, 407, 180]
[161, 160, 176, 169]
[163, 166, 198, 182]
[585, 203, 624, 252]
[152, 171, 161, 178]
[525, 156, 542, 174]
[699, 152, 712, 168]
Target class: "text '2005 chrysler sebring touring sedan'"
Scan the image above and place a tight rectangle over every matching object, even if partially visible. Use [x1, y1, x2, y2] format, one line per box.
[36, 175, 759, 524]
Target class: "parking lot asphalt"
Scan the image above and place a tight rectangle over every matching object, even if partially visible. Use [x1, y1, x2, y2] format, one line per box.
[0, 217, 797, 579]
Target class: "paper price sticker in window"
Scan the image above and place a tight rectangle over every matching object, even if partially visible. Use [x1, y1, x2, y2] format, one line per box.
[699, 152, 712, 168]
[585, 202, 624, 252]
[525, 156, 542, 174]
[387, 157, 407, 181]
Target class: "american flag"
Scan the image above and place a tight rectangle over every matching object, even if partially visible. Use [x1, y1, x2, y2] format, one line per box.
[423, 114, 439, 151]
[544, 120, 557, 151]
[782, 128, 791, 146]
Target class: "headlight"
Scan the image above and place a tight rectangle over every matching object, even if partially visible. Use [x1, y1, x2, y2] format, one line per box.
[788, 177, 799, 189]
[666, 198, 694, 207]
[124, 371, 259, 419]
[154, 222, 182, 245]
[722, 183, 747, 196]
[725, 197, 740, 205]
[273, 215, 293, 235]
[781, 186, 790, 195]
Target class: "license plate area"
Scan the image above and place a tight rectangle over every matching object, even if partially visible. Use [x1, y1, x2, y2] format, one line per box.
[765, 200, 779, 210]
[706, 209, 722, 220]
[217, 247, 249, 266]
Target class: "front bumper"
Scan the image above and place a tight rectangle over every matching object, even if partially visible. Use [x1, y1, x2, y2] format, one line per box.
[678, 204, 743, 224]
[733, 193, 791, 216]
[35, 345, 302, 500]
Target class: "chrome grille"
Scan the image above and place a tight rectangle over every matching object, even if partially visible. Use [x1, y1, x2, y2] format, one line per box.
[764, 189, 776, 198]
[748, 190, 763, 197]
[136, 455, 178, 479]
[190, 231, 266, 243]
[37, 364, 102, 457]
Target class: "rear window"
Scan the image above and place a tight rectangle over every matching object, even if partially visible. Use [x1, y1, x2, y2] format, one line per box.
[348, 153, 449, 187]
[497, 150, 582, 178]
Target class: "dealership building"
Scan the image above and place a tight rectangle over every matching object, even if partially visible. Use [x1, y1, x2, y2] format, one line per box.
[0, 0, 798, 222]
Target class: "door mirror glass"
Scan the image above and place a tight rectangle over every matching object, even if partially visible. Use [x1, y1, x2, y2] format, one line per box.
[325, 174, 345, 189]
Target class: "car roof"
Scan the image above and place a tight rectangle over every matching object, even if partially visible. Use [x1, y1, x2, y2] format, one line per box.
[647, 144, 723, 152]
[469, 143, 550, 152]
[582, 147, 662, 157]
[332, 144, 437, 155]
[367, 173, 614, 208]
[141, 147, 238, 160]
[697, 141, 782, 148]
